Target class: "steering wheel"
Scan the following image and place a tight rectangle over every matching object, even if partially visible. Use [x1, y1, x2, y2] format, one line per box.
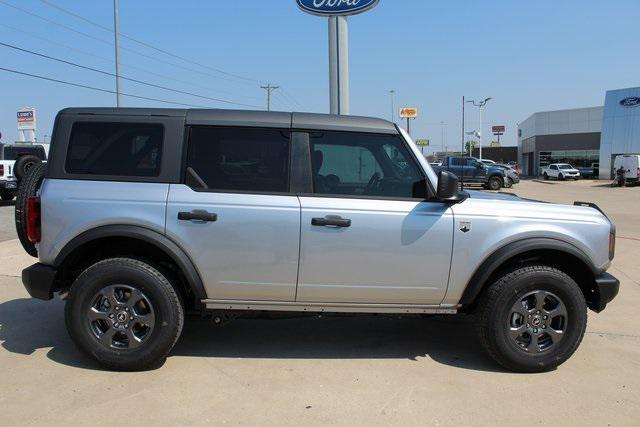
[365, 172, 381, 194]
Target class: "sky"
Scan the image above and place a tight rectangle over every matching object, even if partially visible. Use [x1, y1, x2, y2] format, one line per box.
[0, 0, 639, 154]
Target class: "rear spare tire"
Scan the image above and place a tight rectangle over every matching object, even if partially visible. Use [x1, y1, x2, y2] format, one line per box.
[14, 154, 42, 180]
[15, 162, 46, 257]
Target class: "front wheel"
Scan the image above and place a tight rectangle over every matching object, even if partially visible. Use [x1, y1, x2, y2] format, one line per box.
[543, 173, 549, 180]
[476, 265, 587, 372]
[559, 173, 565, 181]
[487, 176, 503, 191]
[65, 258, 184, 371]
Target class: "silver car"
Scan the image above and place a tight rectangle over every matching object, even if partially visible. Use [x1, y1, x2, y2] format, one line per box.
[18, 108, 619, 372]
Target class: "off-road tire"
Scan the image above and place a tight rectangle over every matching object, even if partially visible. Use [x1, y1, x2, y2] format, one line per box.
[65, 258, 184, 371]
[476, 265, 587, 372]
[15, 162, 46, 257]
[14, 154, 42, 180]
[488, 176, 503, 191]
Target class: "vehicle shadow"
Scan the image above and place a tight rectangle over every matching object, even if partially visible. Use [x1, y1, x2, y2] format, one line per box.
[0, 297, 506, 373]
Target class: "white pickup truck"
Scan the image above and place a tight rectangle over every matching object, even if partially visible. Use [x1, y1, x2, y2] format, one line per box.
[542, 163, 581, 181]
[0, 143, 48, 200]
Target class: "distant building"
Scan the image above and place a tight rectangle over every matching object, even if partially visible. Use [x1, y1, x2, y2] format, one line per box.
[517, 86, 640, 179]
[471, 146, 517, 163]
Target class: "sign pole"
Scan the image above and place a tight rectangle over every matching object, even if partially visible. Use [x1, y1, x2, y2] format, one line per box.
[328, 16, 349, 115]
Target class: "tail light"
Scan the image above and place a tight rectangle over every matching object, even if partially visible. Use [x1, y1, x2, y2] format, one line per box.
[27, 196, 41, 243]
[0, 164, 4, 176]
[609, 227, 616, 260]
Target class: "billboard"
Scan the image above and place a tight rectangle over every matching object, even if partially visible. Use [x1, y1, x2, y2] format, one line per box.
[492, 125, 505, 134]
[17, 108, 36, 130]
[399, 107, 418, 118]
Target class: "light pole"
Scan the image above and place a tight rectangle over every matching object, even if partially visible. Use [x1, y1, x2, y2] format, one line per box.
[389, 90, 395, 122]
[440, 121, 446, 156]
[113, 0, 122, 107]
[466, 97, 492, 160]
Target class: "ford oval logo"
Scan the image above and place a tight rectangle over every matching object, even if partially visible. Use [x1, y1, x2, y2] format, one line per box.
[297, 0, 380, 16]
[620, 97, 640, 108]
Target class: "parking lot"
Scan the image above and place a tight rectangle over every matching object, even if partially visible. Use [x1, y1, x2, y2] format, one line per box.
[0, 180, 638, 426]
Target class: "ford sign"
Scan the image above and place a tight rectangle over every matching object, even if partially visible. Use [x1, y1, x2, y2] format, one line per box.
[297, 0, 380, 16]
[620, 97, 640, 108]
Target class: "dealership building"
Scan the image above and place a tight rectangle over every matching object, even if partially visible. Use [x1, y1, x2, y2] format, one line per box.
[517, 87, 640, 179]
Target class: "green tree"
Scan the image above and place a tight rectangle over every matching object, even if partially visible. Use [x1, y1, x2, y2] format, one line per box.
[465, 140, 477, 154]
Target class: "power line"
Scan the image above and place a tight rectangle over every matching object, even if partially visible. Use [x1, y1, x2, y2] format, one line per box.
[0, 41, 262, 108]
[0, 66, 211, 108]
[37, 0, 264, 85]
[0, 0, 261, 87]
[0, 22, 264, 102]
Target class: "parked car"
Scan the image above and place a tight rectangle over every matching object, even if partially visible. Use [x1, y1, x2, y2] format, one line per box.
[0, 143, 47, 200]
[613, 155, 640, 186]
[432, 156, 508, 190]
[495, 163, 520, 188]
[542, 163, 581, 180]
[19, 108, 618, 372]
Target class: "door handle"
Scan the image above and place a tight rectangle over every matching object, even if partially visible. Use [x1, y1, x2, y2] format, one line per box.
[178, 210, 217, 222]
[311, 216, 351, 228]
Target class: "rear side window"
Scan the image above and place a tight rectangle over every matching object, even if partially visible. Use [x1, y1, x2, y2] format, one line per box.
[186, 127, 290, 193]
[66, 122, 163, 176]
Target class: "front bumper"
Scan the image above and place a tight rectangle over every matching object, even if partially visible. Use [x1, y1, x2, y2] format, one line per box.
[22, 263, 57, 300]
[590, 271, 620, 313]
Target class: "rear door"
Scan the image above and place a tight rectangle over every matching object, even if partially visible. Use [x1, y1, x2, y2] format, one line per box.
[297, 131, 453, 304]
[165, 126, 301, 301]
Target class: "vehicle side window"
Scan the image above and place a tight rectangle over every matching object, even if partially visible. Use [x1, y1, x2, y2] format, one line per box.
[66, 122, 163, 176]
[550, 165, 557, 170]
[186, 127, 290, 193]
[451, 157, 465, 166]
[309, 131, 426, 199]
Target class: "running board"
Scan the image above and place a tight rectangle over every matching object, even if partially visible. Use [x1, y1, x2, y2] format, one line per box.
[202, 299, 458, 314]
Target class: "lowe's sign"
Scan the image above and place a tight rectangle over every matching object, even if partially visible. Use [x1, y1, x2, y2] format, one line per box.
[297, 0, 380, 16]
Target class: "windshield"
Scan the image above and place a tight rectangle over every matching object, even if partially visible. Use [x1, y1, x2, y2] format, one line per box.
[557, 164, 574, 170]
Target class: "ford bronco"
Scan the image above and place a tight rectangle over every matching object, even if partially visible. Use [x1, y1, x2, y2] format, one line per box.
[18, 108, 619, 372]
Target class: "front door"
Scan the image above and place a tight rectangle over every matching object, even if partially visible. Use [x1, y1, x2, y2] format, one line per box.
[165, 126, 300, 301]
[297, 131, 454, 304]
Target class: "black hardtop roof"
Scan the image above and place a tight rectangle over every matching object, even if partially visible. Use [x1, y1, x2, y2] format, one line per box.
[59, 108, 397, 134]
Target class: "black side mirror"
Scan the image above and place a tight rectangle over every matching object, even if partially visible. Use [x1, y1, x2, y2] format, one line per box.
[437, 171, 463, 201]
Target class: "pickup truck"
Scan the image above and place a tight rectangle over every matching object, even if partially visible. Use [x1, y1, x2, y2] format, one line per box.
[542, 163, 581, 181]
[432, 156, 508, 190]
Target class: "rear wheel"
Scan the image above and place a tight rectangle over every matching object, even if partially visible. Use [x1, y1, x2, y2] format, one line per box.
[487, 176, 503, 191]
[65, 258, 184, 371]
[476, 265, 587, 372]
[14, 154, 42, 180]
[15, 162, 46, 257]
[543, 173, 549, 180]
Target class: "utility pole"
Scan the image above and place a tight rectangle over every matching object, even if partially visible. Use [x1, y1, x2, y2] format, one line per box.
[467, 97, 492, 160]
[113, 0, 122, 107]
[440, 121, 446, 156]
[389, 90, 395, 122]
[260, 83, 279, 111]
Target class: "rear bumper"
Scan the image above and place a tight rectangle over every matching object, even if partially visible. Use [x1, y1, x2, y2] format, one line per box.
[22, 263, 57, 300]
[590, 271, 620, 313]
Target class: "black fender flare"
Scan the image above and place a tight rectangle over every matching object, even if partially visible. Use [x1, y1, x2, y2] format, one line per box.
[459, 237, 599, 305]
[54, 225, 207, 300]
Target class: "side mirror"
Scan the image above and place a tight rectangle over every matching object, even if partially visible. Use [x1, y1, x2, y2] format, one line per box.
[437, 171, 463, 201]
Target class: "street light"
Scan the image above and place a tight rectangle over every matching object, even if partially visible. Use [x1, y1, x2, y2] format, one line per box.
[466, 97, 492, 160]
[389, 90, 395, 123]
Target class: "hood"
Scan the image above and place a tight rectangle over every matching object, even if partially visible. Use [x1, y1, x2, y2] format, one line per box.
[464, 190, 530, 202]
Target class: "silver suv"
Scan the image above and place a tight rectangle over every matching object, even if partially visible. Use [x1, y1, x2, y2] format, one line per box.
[18, 108, 619, 372]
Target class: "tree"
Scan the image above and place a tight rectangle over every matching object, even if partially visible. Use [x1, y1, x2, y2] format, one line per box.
[465, 140, 477, 154]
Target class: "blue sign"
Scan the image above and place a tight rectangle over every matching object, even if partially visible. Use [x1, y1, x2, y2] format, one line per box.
[297, 0, 380, 16]
[620, 97, 640, 108]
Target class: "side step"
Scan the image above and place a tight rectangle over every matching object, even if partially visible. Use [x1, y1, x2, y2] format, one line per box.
[202, 299, 458, 314]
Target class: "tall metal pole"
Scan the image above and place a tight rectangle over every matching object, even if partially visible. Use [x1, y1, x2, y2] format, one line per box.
[479, 105, 483, 160]
[389, 90, 395, 122]
[113, 0, 122, 107]
[328, 16, 349, 115]
[260, 83, 279, 111]
[461, 96, 465, 189]
[440, 121, 445, 155]
[406, 117, 410, 135]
